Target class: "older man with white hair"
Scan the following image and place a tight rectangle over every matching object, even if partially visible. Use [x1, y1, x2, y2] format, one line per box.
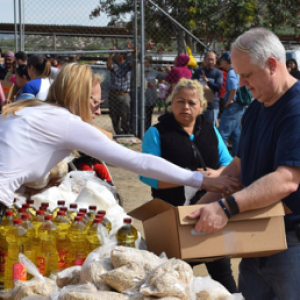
[188, 27, 300, 300]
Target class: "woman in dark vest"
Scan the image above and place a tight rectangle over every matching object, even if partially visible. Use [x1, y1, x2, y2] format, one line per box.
[140, 78, 237, 293]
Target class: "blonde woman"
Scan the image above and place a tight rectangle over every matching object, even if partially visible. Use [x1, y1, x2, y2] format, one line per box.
[139, 78, 236, 292]
[0, 64, 241, 217]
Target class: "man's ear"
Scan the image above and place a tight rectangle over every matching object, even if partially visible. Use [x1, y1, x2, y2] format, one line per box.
[266, 57, 278, 75]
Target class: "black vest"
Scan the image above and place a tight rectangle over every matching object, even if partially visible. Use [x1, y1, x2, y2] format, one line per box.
[151, 113, 219, 206]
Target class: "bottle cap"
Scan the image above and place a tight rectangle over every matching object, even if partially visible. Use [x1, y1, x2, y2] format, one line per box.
[97, 210, 106, 215]
[89, 205, 97, 210]
[93, 218, 102, 224]
[74, 216, 82, 222]
[124, 218, 132, 224]
[18, 208, 26, 213]
[21, 214, 30, 220]
[95, 214, 104, 220]
[57, 200, 65, 206]
[59, 207, 68, 212]
[14, 219, 22, 225]
[22, 203, 30, 209]
[6, 210, 14, 216]
[39, 206, 46, 211]
[57, 211, 65, 216]
[77, 212, 85, 217]
[79, 208, 87, 213]
[45, 215, 53, 221]
[70, 203, 78, 209]
[41, 202, 49, 208]
[26, 200, 34, 205]
[36, 210, 45, 215]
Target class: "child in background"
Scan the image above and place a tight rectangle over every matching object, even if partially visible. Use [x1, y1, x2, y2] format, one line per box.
[157, 78, 168, 114]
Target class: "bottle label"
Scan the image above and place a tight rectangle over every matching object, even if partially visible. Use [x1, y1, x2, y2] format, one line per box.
[36, 257, 46, 276]
[13, 263, 27, 283]
[58, 251, 68, 269]
[0, 252, 7, 274]
[118, 242, 135, 248]
[74, 257, 86, 266]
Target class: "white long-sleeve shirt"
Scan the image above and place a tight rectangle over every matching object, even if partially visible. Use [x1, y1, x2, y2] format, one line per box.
[0, 105, 203, 207]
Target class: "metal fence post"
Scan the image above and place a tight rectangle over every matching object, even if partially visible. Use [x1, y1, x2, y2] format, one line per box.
[14, 0, 19, 52]
[140, 0, 145, 138]
[18, 0, 23, 51]
[53, 33, 57, 51]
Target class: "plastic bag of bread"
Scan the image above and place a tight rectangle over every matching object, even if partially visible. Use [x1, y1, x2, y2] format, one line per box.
[10, 254, 57, 300]
[111, 246, 167, 269]
[80, 243, 115, 290]
[56, 266, 82, 288]
[0, 289, 14, 300]
[22, 296, 49, 300]
[100, 262, 152, 292]
[52, 283, 98, 300]
[140, 258, 193, 299]
[191, 277, 244, 300]
[63, 291, 129, 300]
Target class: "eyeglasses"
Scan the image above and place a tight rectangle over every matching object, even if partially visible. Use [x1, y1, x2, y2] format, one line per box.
[90, 95, 104, 110]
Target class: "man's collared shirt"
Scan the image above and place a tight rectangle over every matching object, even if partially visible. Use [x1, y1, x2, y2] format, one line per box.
[109, 61, 132, 93]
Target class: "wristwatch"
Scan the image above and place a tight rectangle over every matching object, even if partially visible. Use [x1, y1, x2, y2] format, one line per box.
[225, 195, 240, 216]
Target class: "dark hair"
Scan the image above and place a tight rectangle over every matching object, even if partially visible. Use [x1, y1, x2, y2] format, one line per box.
[204, 51, 216, 59]
[27, 54, 51, 78]
[15, 51, 28, 62]
[287, 58, 298, 71]
[15, 65, 30, 80]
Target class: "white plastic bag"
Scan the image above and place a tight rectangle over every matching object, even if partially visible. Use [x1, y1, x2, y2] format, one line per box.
[191, 276, 244, 300]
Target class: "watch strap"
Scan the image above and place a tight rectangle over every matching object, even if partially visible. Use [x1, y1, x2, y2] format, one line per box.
[225, 195, 240, 215]
[218, 199, 231, 219]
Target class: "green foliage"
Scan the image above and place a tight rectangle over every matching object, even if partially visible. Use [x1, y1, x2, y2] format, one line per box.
[90, 0, 300, 51]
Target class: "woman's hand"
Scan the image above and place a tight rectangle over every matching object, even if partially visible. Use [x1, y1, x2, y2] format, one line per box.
[197, 167, 224, 178]
[201, 175, 242, 194]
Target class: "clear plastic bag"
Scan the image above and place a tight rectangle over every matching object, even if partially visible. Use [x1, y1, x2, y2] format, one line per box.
[79, 240, 117, 290]
[56, 266, 82, 288]
[110, 246, 168, 270]
[140, 258, 194, 300]
[9, 254, 57, 300]
[191, 276, 244, 300]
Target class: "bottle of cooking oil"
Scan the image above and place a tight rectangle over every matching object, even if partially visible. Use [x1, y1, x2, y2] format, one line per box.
[21, 214, 36, 267]
[25, 199, 37, 217]
[41, 202, 52, 216]
[36, 215, 58, 277]
[22, 204, 35, 219]
[76, 212, 90, 228]
[87, 206, 97, 221]
[66, 216, 87, 267]
[31, 210, 45, 257]
[97, 210, 112, 234]
[53, 211, 71, 271]
[0, 211, 14, 287]
[4, 219, 28, 290]
[68, 204, 78, 221]
[52, 200, 66, 219]
[58, 207, 72, 223]
[15, 208, 26, 220]
[116, 218, 138, 248]
[86, 217, 104, 251]
[11, 199, 18, 216]
[79, 208, 91, 228]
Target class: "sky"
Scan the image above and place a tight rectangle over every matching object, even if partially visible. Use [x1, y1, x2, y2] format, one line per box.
[0, 0, 111, 26]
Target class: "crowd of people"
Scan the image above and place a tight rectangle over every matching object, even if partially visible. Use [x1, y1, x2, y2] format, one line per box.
[1, 27, 300, 299]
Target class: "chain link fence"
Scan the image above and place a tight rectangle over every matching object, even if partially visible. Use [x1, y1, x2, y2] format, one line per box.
[1, 0, 300, 137]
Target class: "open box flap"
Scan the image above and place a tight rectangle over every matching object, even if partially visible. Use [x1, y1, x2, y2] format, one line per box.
[128, 198, 174, 222]
[178, 202, 285, 225]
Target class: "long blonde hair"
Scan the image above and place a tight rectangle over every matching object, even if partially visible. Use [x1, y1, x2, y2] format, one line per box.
[2, 63, 93, 124]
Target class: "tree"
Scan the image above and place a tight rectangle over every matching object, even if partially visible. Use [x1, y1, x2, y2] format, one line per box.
[90, 0, 300, 54]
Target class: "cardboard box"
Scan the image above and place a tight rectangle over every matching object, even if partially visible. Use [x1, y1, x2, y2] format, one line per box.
[129, 199, 287, 260]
